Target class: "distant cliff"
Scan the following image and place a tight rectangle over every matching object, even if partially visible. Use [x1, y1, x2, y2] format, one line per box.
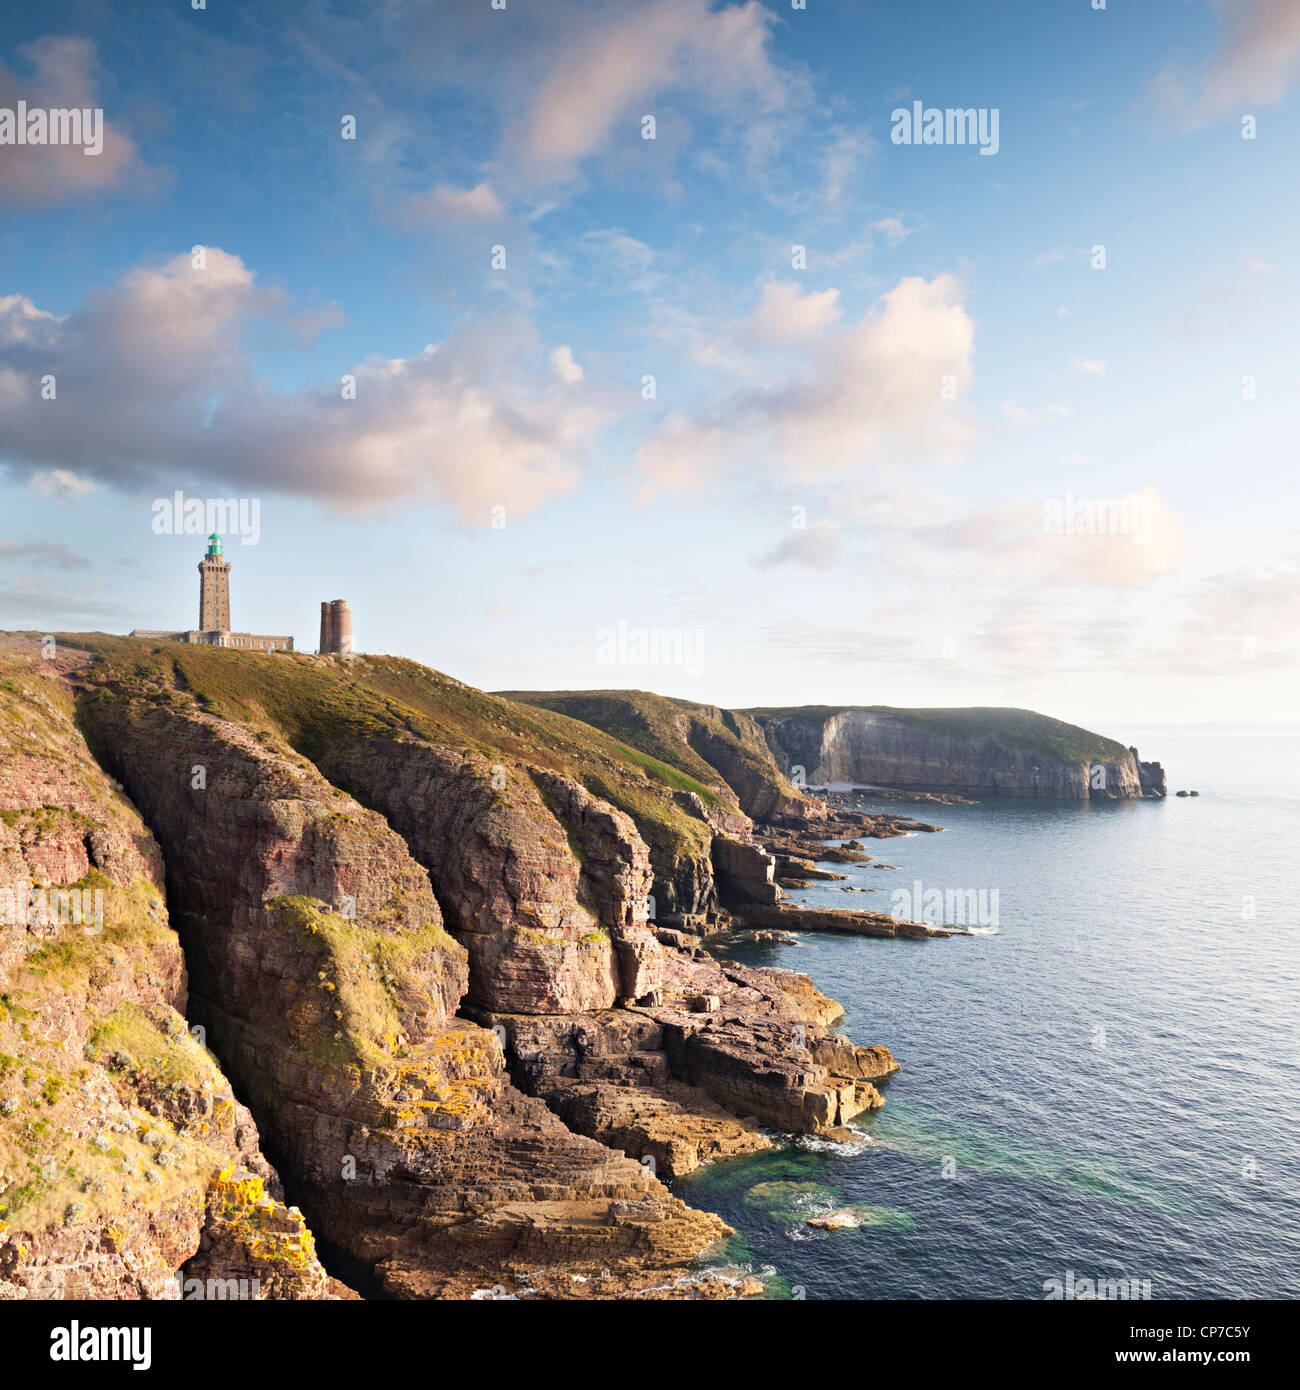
[746, 706, 1166, 800]
[502, 690, 822, 828]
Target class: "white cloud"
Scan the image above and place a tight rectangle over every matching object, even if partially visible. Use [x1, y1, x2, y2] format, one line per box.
[579, 229, 657, 276]
[0, 539, 90, 569]
[549, 345, 585, 383]
[0, 248, 604, 523]
[909, 487, 1189, 590]
[0, 577, 130, 624]
[747, 281, 842, 345]
[400, 181, 506, 225]
[638, 273, 975, 495]
[754, 520, 841, 570]
[1173, 556, 1300, 668]
[870, 216, 911, 246]
[1070, 357, 1108, 376]
[822, 130, 875, 203]
[0, 37, 160, 204]
[1032, 246, 1084, 268]
[26, 469, 97, 504]
[1198, 0, 1300, 111]
[1051, 488, 1189, 587]
[0, 293, 61, 345]
[288, 300, 346, 344]
[499, 0, 791, 185]
[1152, 0, 1300, 121]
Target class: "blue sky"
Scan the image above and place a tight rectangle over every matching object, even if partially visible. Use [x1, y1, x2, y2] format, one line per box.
[1, 0, 1297, 731]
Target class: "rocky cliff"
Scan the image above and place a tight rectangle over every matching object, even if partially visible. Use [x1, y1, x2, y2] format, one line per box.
[2, 634, 910, 1300]
[1131, 748, 1168, 798]
[257, 654, 724, 928]
[749, 705, 1165, 800]
[73, 663, 728, 1298]
[2, 635, 1166, 1299]
[0, 647, 334, 1299]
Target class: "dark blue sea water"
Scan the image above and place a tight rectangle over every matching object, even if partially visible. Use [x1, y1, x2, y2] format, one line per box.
[677, 726, 1300, 1300]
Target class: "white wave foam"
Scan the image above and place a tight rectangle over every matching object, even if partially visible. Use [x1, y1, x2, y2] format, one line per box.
[795, 1132, 877, 1154]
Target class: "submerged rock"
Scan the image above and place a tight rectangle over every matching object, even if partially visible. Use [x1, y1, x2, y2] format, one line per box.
[806, 1204, 915, 1232]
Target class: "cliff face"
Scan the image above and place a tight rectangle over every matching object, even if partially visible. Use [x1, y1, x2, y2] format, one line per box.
[752, 706, 1160, 800]
[315, 736, 664, 1014]
[3, 636, 938, 1299]
[684, 706, 827, 826]
[0, 651, 332, 1299]
[74, 674, 726, 1298]
[1131, 749, 1168, 798]
[484, 951, 896, 1179]
[347, 664, 726, 925]
[104, 646, 725, 932]
[3, 636, 1165, 1299]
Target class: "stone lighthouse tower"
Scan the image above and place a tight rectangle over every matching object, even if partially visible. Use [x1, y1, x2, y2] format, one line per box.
[198, 533, 231, 633]
[130, 535, 292, 650]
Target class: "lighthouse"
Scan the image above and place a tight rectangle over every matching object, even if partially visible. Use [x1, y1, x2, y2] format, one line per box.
[129, 536, 295, 652]
[197, 533, 231, 633]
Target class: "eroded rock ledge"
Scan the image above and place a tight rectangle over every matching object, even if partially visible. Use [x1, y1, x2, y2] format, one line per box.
[470, 946, 897, 1179]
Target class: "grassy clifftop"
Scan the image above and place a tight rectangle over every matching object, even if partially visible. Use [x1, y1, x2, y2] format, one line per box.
[32, 638, 1130, 808]
[503, 689, 815, 823]
[57, 635, 716, 870]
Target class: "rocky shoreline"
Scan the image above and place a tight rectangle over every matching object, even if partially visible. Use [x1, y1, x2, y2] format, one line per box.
[711, 803, 954, 940]
[1, 638, 931, 1301]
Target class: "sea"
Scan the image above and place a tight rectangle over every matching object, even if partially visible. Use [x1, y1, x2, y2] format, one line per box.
[678, 725, 1300, 1300]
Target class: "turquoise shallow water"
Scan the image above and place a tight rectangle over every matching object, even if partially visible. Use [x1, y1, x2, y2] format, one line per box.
[676, 725, 1300, 1300]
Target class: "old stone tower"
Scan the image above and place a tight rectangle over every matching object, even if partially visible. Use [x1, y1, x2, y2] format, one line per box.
[198, 533, 231, 631]
[319, 599, 353, 656]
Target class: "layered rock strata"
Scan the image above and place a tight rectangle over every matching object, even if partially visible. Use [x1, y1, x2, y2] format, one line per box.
[317, 736, 664, 1014]
[471, 945, 898, 1176]
[4, 637, 931, 1300]
[0, 652, 331, 1299]
[74, 676, 730, 1297]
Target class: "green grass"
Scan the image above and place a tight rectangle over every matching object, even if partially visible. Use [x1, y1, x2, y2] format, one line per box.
[18, 872, 174, 989]
[63, 636, 719, 869]
[268, 894, 458, 1068]
[504, 688, 807, 820]
[88, 1002, 221, 1090]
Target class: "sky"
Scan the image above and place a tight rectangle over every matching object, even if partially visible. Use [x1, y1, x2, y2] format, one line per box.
[1, 0, 1298, 737]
